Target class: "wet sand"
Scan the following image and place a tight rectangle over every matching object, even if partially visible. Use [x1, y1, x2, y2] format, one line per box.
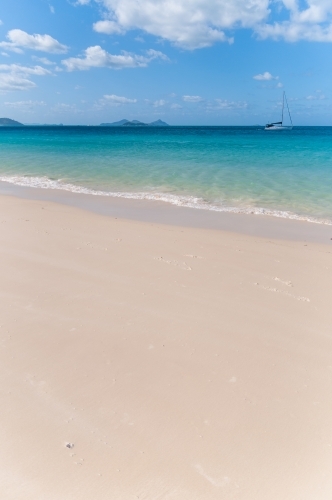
[1, 180, 332, 244]
[1, 193, 332, 499]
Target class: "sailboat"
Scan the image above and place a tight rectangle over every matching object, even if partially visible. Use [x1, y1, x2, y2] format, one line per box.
[265, 92, 293, 130]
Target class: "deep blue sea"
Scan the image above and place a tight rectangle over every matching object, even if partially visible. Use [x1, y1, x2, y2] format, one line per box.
[0, 126, 332, 224]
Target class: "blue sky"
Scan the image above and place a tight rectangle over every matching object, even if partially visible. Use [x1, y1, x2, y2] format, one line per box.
[0, 0, 331, 125]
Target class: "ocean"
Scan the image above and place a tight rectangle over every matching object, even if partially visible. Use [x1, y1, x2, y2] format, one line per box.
[0, 125, 332, 224]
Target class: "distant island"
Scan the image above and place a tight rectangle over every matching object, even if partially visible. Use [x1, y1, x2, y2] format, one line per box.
[100, 119, 169, 127]
[0, 117, 170, 127]
[0, 118, 24, 126]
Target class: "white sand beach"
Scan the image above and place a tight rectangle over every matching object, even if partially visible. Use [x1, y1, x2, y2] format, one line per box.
[1, 193, 332, 499]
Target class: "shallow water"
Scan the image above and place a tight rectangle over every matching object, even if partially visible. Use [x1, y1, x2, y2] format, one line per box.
[0, 126, 331, 224]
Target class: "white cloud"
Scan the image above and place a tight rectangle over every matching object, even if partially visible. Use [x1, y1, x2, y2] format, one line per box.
[253, 71, 278, 81]
[50, 5, 55, 14]
[256, 20, 332, 42]
[183, 95, 204, 103]
[104, 94, 137, 103]
[0, 74, 36, 91]
[144, 97, 167, 108]
[256, 1, 332, 42]
[0, 20, 3, 26]
[146, 48, 169, 60]
[0, 63, 52, 92]
[306, 94, 327, 100]
[52, 102, 79, 113]
[214, 99, 248, 109]
[0, 64, 51, 76]
[93, 20, 124, 34]
[62, 45, 167, 71]
[0, 45, 23, 54]
[0, 29, 68, 54]
[91, 0, 269, 49]
[84, 0, 332, 47]
[32, 56, 56, 66]
[56, 103, 73, 109]
[153, 99, 166, 107]
[171, 103, 182, 109]
[4, 100, 46, 109]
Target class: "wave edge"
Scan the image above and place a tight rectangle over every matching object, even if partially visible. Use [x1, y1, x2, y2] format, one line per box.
[1, 175, 331, 226]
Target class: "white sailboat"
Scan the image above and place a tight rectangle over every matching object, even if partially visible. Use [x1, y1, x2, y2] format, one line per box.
[265, 92, 293, 130]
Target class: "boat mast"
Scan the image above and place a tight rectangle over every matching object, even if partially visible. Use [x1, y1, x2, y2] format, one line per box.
[281, 91, 285, 125]
[284, 93, 293, 127]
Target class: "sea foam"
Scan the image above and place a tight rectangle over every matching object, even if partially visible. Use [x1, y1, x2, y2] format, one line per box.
[1, 175, 331, 226]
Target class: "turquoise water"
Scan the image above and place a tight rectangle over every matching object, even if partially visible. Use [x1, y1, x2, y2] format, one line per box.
[0, 126, 332, 223]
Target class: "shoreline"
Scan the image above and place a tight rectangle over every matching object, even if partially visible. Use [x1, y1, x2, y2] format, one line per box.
[1, 176, 331, 228]
[1, 180, 332, 244]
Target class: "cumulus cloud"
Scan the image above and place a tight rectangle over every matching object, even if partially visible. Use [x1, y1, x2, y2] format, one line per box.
[257, 1, 332, 42]
[104, 94, 137, 103]
[256, 20, 332, 42]
[0, 64, 51, 76]
[84, 0, 332, 47]
[182, 95, 204, 103]
[0, 74, 36, 91]
[0, 63, 52, 92]
[32, 56, 56, 66]
[93, 20, 124, 34]
[0, 29, 68, 53]
[62, 45, 168, 71]
[90, 0, 270, 49]
[253, 71, 278, 81]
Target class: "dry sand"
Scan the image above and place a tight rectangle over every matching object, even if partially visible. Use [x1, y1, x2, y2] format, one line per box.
[0, 194, 332, 499]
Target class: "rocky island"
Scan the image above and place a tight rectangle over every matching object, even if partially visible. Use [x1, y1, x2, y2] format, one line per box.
[0, 118, 24, 126]
[100, 119, 169, 127]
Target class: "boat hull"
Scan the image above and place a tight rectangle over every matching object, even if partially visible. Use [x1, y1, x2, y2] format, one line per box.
[264, 125, 293, 131]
